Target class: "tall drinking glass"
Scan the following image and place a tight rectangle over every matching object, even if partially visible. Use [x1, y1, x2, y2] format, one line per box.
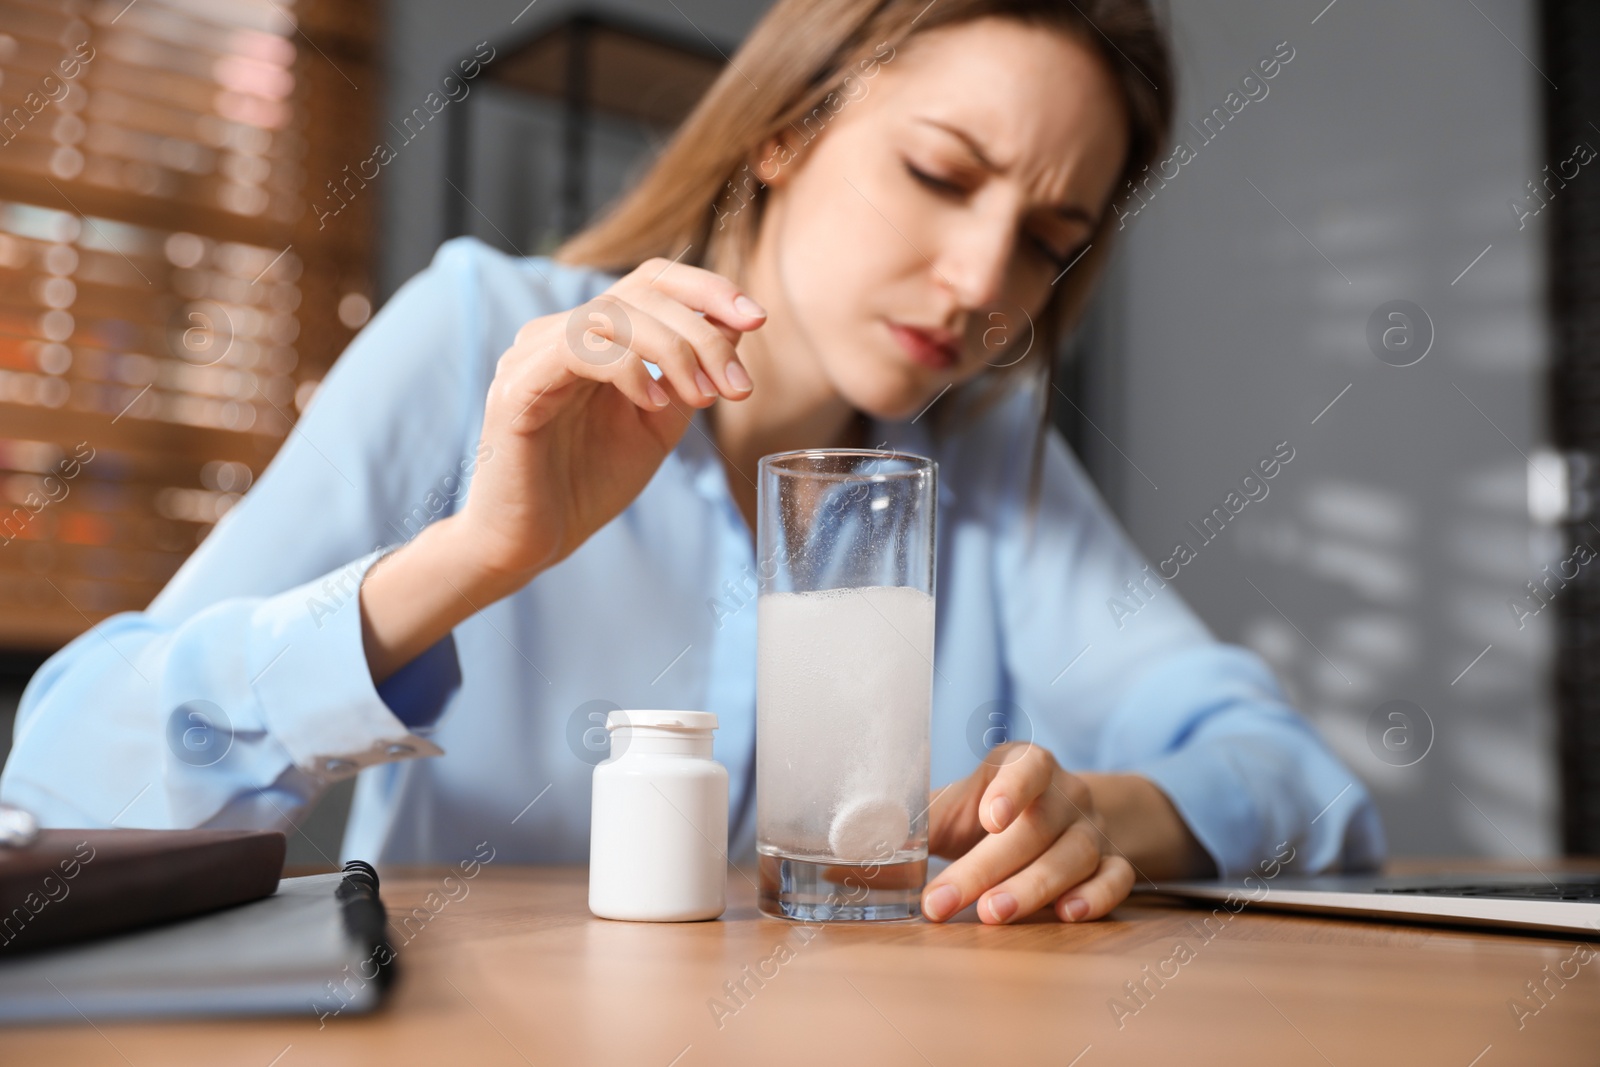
[755, 448, 937, 921]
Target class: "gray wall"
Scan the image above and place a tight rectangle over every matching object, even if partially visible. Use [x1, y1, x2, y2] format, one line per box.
[1084, 0, 1555, 858]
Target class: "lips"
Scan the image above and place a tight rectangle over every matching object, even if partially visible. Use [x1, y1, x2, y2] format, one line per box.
[887, 322, 960, 371]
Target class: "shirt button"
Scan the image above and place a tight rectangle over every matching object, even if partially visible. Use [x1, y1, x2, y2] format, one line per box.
[323, 758, 358, 775]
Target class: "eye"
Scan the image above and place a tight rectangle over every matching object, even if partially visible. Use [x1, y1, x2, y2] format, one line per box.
[1028, 234, 1074, 270]
[905, 161, 965, 197]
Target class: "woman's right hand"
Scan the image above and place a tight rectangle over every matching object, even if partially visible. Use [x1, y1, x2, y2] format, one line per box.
[454, 258, 766, 598]
[359, 259, 766, 683]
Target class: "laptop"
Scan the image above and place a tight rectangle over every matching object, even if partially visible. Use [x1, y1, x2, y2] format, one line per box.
[1144, 871, 1600, 936]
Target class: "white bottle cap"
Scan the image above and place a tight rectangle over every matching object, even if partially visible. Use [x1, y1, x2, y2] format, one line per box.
[605, 710, 719, 731]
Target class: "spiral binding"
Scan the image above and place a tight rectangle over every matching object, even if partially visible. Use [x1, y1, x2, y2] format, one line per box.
[341, 859, 379, 893]
[335, 858, 395, 990]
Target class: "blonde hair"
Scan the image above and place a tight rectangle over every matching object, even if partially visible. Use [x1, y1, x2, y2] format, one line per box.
[557, 0, 1172, 475]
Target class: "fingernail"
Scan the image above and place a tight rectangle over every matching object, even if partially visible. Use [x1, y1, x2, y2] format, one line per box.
[989, 796, 1013, 831]
[694, 368, 717, 397]
[1064, 897, 1090, 922]
[986, 892, 1018, 924]
[733, 294, 766, 318]
[724, 360, 753, 391]
[646, 381, 670, 407]
[923, 884, 960, 922]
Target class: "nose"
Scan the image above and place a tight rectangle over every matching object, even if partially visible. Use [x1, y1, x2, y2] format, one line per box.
[933, 209, 1016, 313]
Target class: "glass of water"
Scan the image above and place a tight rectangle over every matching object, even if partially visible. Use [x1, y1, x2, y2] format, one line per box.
[755, 448, 937, 921]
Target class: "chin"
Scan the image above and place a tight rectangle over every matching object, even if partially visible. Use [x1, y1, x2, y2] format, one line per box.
[828, 356, 948, 425]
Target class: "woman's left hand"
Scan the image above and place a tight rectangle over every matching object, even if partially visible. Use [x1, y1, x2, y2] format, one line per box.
[921, 742, 1134, 924]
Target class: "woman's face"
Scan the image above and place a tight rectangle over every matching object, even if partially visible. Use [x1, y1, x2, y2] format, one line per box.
[753, 17, 1131, 421]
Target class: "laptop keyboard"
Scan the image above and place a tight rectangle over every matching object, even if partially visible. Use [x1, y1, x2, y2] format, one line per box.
[1375, 882, 1600, 902]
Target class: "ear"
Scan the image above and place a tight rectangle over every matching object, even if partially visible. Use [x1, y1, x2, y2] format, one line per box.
[750, 131, 803, 187]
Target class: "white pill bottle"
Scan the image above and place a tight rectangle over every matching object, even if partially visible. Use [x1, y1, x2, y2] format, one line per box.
[589, 710, 728, 922]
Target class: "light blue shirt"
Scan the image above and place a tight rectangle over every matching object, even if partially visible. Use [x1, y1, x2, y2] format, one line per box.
[1, 237, 1383, 878]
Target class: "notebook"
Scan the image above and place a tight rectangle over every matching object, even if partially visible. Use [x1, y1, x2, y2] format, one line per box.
[1, 828, 286, 955]
[0, 860, 395, 1023]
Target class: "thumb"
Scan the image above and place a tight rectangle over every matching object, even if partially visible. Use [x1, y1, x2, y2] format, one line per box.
[701, 314, 746, 347]
[927, 773, 989, 858]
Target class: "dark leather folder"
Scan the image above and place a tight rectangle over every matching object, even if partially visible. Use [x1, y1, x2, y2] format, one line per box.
[0, 828, 285, 955]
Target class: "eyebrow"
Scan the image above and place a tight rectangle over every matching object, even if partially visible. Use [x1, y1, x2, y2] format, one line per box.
[914, 117, 1098, 226]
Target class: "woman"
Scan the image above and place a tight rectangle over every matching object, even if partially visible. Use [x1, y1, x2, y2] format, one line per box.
[1, 0, 1381, 925]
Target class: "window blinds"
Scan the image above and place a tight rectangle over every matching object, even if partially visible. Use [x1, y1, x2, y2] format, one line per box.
[0, 0, 374, 649]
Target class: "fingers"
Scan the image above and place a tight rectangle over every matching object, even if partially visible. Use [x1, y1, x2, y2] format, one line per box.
[920, 781, 1076, 922]
[924, 745, 1069, 862]
[490, 337, 577, 435]
[573, 298, 708, 409]
[976, 819, 1101, 924]
[624, 286, 753, 402]
[921, 750, 1126, 926]
[633, 257, 767, 335]
[500, 328, 663, 422]
[548, 295, 728, 413]
[926, 775, 983, 857]
[1053, 854, 1135, 922]
[493, 259, 767, 427]
[978, 743, 1071, 835]
[703, 317, 746, 347]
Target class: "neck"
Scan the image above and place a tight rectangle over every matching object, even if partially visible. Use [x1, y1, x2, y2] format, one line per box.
[710, 326, 866, 481]
[709, 226, 866, 484]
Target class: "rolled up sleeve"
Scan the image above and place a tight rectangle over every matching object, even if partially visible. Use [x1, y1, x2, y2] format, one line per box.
[1099, 645, 1384, 878]
[990, 400, 1385, 879]
[248, 549, 449, 776]
[0, 238, 505, 832]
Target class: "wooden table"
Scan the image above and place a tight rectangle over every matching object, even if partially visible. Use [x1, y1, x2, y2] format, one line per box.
[2, 864, 1597, 1066]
